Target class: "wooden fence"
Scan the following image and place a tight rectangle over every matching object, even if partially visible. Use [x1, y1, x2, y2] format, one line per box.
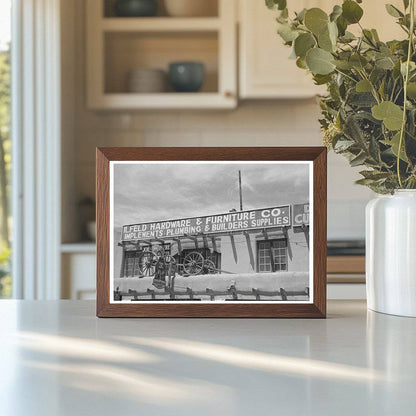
[114, 285, 309, 301]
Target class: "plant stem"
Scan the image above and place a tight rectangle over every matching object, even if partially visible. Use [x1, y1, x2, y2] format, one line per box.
[397, 0, 415, 188]
[334, 68, 357, 83]
[358, 69, 380, 104]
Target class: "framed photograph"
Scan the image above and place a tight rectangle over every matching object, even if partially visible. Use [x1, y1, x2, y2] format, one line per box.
[96, 147, 327, 318]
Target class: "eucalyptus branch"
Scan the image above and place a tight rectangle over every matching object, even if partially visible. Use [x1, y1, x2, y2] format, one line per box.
[267, 0, 416, 193]
[397, 0, 415, 188]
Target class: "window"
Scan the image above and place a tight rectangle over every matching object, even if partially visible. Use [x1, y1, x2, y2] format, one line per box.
[257, 239, 288, 272]
[0, 0, 11, 298]
[123, 251, 141, 277]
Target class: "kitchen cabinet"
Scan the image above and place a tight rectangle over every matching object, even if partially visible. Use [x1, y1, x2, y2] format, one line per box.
[61, 244, 96, 300]
[238, 0, 404, 99]
[86, 0, 237, 109]
[239, 0, 324, 99]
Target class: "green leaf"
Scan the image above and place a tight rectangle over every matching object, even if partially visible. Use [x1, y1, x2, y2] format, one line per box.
[330, 5, 343, 22]
[375, 56, 395, 70]
[276, 9, 288, 24]
[371, 67, 386, 84]
[266, 0, 287, 11]
[294, 33, 315, 57]
[344, 114, 367, 147]
[295, 8, 307, 22]
[355, 178, 377, 185]
[407, 82, 416, 99]
[372, 101, 404, 130]
[318, 32, 333, 52]
[350, 53, 368, 69]
[359, 170, 391, 180]
[277, 23, 299, 42]
[349, 92, 376, 107]
[328, 21, 338, 45]
[317, 22, 338, 52]
[296, 57, 307, 69]
[369, 136, 381, 162]
[304, 8, 329, 35]
[401, 61, 416, 76]
[381, 132, 409, 162]
[336, 15, 348, 36]
[306, 48, 335, 75]
[313, 74, 332, 85]
[280, 8, 289, 19]
[362, 29, 375, 44]
[371, 29, 380, 42]
[350, 152, 368, 167]
[385, 4, 403, 18]
[342, 0, 363, 24]
[333, 59, 353, 70]
[379, 78, 386, 100]
[393, 61, 402, 79]
[356, 79, 372, 93]
[334, 139, 355, 152]
[340, 31, 356, 42]
[403, 0, 410, 9]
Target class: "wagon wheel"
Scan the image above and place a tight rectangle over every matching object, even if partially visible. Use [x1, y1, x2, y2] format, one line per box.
[183, 251, 204, 276]
[204, 259, 217, 274]
[138, 251, 156, 277]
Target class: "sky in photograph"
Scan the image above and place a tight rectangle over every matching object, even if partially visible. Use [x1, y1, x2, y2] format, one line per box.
[113, 162, 310, 228]
[0, 0, 11, 50]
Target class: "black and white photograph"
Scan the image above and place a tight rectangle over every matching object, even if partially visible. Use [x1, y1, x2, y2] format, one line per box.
[110, 161, 313, 303]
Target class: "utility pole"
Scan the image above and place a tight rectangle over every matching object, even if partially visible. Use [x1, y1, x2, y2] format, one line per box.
[238, 170, 243, 211]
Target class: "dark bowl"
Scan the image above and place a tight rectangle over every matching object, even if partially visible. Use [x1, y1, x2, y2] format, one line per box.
[168, 62, 205, 93]
[114, 0, 158, 17]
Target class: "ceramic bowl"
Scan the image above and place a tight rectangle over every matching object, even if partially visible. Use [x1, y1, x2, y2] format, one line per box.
[168, 62, 205, 93]
[114, 0, 158, 17]
[127, 68, 167, 93]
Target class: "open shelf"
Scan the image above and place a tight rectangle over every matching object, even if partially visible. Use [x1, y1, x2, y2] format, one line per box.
[101, 17, 221, 32]
[86, 0, 237, 109]
[90, 92, 235, 109]
[104, 31, 219, 94]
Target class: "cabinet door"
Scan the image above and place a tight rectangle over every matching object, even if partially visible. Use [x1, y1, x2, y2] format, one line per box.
[239, 0, 321, 99]
[239, 0, 403, 99]
[360, 0, 404, 41]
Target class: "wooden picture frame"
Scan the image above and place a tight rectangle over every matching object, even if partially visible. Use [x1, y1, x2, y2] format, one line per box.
[96, 147, 327, 318]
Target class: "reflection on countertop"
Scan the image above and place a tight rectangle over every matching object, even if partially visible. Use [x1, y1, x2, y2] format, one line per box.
[0, 300, 415, 415]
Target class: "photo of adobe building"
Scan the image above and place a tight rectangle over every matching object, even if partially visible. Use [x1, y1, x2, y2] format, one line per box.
[111, 162, 311, 302]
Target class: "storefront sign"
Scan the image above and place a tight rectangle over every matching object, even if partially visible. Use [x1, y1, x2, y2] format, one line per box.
[122, 205, 291, 241]
[293, 203, 309, 227]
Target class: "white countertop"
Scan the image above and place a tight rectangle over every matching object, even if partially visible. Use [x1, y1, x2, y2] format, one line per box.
[0, 300, 414, 415]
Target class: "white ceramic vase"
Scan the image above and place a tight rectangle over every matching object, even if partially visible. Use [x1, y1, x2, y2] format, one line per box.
[366, 190, 416, 317]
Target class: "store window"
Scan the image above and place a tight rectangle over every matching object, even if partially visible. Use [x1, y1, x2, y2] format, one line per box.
[257, 239, 288, 272]
[123, 251, 141, 277]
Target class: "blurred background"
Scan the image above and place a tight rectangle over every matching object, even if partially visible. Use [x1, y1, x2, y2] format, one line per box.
[1, 0, 404, 301]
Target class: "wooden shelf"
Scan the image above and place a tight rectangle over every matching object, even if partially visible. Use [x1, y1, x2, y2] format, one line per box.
[101, 17, 221, 32]
[89, 92, 235, 110]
